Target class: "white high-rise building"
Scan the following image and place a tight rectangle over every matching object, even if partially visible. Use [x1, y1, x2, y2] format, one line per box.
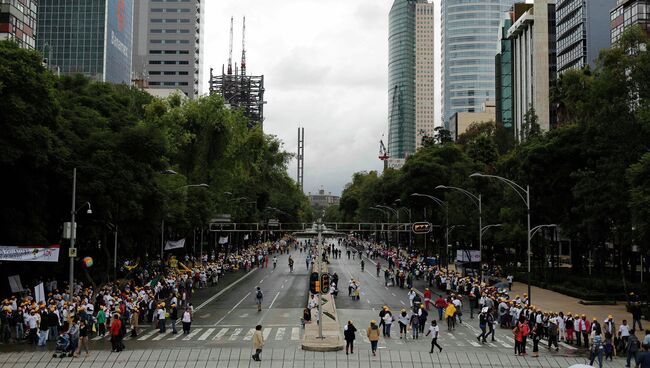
[132, 0, 204, 98]
[415, 1, 435, 150]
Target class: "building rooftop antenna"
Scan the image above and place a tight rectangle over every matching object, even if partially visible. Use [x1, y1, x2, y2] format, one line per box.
[241, 16, 246, 76]
[227, 16, 233, 75]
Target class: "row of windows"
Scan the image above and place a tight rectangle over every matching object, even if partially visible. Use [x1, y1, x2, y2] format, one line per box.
[152, 8, 191, 13]
[150, 50, 190, 54]
[149, 70, 189, 75]
[151, 39, 190, 44]
[149, 60, 190, 65]
[149, 81, 189, 86]
[150, 29, 190, 34]
[151, 18, 191, 23]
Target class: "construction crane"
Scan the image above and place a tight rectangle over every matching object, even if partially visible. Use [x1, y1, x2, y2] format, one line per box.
[379, 135, 389, 161]
[241, 16, 247, 76]
[227, 16, 233, 75]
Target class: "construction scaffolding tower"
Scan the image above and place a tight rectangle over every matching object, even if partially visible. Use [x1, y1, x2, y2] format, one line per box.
[209, 68, 265, 129]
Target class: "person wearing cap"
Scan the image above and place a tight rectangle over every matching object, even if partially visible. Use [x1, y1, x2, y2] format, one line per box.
[548, 317, 559, 351]
[366, 320, 380, 356]
[382, 307, 393, 338]
[565, 313, 575, 345]
[343, 320, 357, 355]
[170, 303, 178, 334]
[110, 313, 123, 352]
[426, 320, 443, 353]
[398, 309, 409, 339]
[477, 307, 488, 343]
[130, 307, 140, 337]
[157, 303, 166, 333]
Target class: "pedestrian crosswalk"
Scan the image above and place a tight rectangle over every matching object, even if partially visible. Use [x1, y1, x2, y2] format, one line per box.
[91, 326, 303, 343]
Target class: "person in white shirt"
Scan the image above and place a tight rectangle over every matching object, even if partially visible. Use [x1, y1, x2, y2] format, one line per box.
[425, 320, 443, 353]
[181, 307, 192, 334]
[407, 289, 416, 307]
[619, 319, 631, 349]
[157, 304, 166, 333]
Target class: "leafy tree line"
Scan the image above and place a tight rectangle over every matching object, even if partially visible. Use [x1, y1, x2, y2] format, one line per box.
[0, 41, 311, 266]
[333, 27, 650, 292]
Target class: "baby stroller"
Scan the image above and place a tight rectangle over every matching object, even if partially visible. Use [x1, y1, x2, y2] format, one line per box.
[53, 333, 72, 358]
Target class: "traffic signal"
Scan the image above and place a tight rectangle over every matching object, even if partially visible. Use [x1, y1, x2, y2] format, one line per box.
[412, 222, 432, 234]
[310, 272, 320, 294]
[320, 273, 330, 293]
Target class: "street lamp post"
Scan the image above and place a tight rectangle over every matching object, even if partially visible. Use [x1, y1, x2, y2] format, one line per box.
[470, 173, 533, 303]
[369, 207, 389, 244]
[68, 168, 92, 299]
[161, 183, 210, 261]
[410, 193, 448, 263]
[394, 200, 413, 251]
[377, 205, 399, 247]
[436, 185, 483, 279]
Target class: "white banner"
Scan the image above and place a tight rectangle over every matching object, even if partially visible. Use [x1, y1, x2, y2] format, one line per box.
[8, 275, 23, 293]
[244, 234, 249, 240]
[456, 249, 481, 263]
[164, 238, 185, 250]
[0, 244, 60, 262]
[218, 236, 229, 244]
[34, 283, 45, 303]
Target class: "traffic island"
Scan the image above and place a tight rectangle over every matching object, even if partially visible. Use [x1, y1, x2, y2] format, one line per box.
[301, 262, 344, 352]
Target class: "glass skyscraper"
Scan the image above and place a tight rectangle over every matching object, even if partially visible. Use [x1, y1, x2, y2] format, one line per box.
[388, 0, 434, 161]
[442, 0, 516, 128]
[37, 0, 133, 84]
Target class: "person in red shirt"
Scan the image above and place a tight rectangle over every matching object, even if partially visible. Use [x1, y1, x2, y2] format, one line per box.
[110, 314, 123, 352]
[434, 295, 447, 321]
[423, 289, 432, 310]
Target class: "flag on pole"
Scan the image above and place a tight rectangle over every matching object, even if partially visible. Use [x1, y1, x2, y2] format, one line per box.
[244, 234, 249, 240]
[164, 238, 185, 250]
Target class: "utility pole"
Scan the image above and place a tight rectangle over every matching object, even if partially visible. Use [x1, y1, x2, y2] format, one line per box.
[317, 218, 323, 339]
[69, 168, 77, 299]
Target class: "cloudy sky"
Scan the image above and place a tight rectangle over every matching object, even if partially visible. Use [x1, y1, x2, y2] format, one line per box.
[202, 0, 442, 196]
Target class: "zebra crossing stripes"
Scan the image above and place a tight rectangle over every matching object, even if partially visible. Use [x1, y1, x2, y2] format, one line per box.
[262, 328, 271, 340]
[183, 328, 202, 341]
[290, 327, 300, 341]
[228, 328, 243, 341]
[151, 330, 171, 341]
[137, 328, 159, 341]
[275, 328, 285, 340]
[243, 328, 255, 341]
[198, 328, 215, 341]
[212, 328, 229, 341]
[167, 331, 182, 340]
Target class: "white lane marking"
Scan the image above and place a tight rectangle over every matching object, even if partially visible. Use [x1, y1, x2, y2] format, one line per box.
[281, 284, 285, 289]
[263, 327, 271, 340]
[214, 292, 251, 326]
[152, 330, 171, 341]
[137, 328, 159, 341]
[259, 279, 264, 284]
[91, 335, 104, 341]
[275, 328, 285, 340]
[267, 292, 280, 309]
[198, 328, 215, 341]
[167, 331, 182, 340]
[391, 293, 396, 297]
[243, 328, 255, 341]
[212, 328, 229, 341]
[291, 327, 300, 340]
[367, 300, 370, 304]
[183, 328, 202, 341]
[400, 301, 405, 305]
[494, 338, 512, 348]
[447, 333, 456, 339]
[362, 334, 369, 343]
[239, 313, 249, 318]
[194, 269, 258, 312]
[228, 328, 243, 341]
[560, 341, 577, 350]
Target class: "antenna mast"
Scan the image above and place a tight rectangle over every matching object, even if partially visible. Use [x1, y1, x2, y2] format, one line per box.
[227, 16, 233, 75]
[241, 16, 247, 76]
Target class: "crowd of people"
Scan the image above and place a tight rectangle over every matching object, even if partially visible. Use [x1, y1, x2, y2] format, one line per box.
[349, 240, 650, 367]
[0, 241, 281, 357]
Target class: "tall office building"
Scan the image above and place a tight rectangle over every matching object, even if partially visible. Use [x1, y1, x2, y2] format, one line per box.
[555, 0, 616, 74]
[36, 0, 133, 84]
[495, 13, 514, 132]
[388, 0, 434, 161]
[508, 0, 556, 140]
[0, 0, 37, 49]
[441, 0, 517, 128]
[611, 0, 650, 44]
[132, 0, 204, 98]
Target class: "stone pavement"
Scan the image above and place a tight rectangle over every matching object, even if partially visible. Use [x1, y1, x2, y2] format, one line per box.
[510, 282, 649, 327]
[0, 347, 629, 368]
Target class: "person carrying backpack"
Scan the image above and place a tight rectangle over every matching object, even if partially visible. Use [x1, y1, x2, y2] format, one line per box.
[255, 287, 263, 312]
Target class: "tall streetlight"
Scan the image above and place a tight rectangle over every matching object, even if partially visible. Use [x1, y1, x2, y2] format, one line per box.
[410, 193, 449, 263]
[161, 183, 210, 261]
[394, 200, 413, 251]
[369, 207, 390, 244]
[470, 173, 533, 303]
[436, 185, 483, 278]
[481, 223, 503, 236]
[68, 168, 92, 299]
[377, 205, 399, 247]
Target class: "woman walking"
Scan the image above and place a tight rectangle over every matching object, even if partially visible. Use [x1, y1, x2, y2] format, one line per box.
[344, 320, 357, 355]
[182, 307, 192, 334]
[74, 319, 90, 357]
[398, 310, 409, 339]
[367, 320, 380, 356]
[130, 307, 140, 337]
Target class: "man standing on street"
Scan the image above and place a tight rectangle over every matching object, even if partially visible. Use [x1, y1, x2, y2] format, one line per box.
[426, 320, 443, 353]
[252, 324, 264, 361]
[255, 287, 263, 312]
